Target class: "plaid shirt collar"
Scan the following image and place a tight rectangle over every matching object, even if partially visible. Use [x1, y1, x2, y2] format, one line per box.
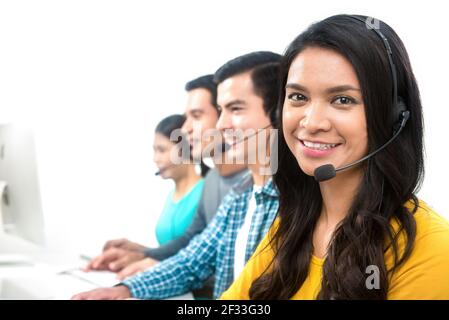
[232, 171, 279, 197]
[213, 175, 279, 298]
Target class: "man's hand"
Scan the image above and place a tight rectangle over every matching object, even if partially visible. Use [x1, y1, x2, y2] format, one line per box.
[71, 285, 131, 300]
[102, 238, 147, 252]
[84, 248, 146, 272]
[116, 257, 160, 280]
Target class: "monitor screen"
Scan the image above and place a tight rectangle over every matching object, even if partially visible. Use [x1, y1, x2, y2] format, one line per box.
[0, 124, 45, 246]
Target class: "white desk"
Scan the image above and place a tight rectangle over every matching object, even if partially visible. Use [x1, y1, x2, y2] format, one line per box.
[0, 232, 118, 299]
[0, 233, 194, 300]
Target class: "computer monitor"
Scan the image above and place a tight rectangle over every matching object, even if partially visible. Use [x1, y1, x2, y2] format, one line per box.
[0, 124, 45, 246]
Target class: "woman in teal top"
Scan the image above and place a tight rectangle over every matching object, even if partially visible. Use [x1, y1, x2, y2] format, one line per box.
[155, 179, 204, 245]
[153, 114, 204, 245]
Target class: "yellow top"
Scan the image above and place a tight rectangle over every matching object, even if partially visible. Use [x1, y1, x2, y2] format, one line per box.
[220, 200, 449, 300]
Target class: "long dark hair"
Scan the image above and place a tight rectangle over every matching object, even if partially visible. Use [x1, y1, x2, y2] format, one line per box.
[249, 14, 424, 299]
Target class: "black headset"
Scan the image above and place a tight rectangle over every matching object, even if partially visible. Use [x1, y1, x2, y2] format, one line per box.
[348, 15, 409, 132]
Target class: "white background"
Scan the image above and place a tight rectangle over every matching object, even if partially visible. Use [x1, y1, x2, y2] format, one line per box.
[1, 0, 448, 254]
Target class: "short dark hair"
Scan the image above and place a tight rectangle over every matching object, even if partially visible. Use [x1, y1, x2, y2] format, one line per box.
[251, 62, 281, 126]
[185, 74, 218, 111]
[213, 51, 282, 125]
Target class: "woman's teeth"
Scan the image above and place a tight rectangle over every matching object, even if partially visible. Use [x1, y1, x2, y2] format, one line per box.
[303, 140, 338, 150]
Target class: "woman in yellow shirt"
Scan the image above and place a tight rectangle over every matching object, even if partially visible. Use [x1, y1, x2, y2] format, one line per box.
[221, 14, 449, 300]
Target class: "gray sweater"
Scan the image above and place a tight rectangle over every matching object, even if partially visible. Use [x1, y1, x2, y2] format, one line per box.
[144, 167, 248, 260]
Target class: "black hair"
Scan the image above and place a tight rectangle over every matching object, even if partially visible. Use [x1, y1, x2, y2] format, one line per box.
[214, 51, 282, 126]
[155, 114, 186, 144]
[249, 14, 424, 299]
[185, 74, 218, 112]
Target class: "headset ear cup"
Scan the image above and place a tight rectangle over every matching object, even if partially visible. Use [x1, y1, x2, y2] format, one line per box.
[396, 97, 407, 118]
[270, 107, 279, 128]
[393, 97, 408, 133]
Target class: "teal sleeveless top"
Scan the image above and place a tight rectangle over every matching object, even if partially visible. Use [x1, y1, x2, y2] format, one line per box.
[155, 179, 204, 245]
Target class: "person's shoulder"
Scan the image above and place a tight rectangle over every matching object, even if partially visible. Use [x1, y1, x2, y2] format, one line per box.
[227, 171, 253, 195]
[388, 200, 449, 298]
[196, 177, 205, 188]
[203, 167, 220, 183]
[190, 178, 205, 197]
[401, 199, 449, 267]
[408, 200, 449, 241]
[214, 178, 251, 214]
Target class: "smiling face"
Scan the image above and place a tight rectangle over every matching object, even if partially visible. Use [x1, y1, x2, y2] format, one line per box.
[153, 132, 176, 179]
[181, 88, 219, 159]
[282, 47, 368, 178]
[216, 71, 272, 164]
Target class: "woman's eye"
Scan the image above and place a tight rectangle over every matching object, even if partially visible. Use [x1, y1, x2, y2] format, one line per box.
[333, 96, 356, 105]
[287, 93, 307, 102]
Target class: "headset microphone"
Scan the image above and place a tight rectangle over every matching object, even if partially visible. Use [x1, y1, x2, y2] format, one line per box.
[314, 110, 409, 182]
[155, 166, 171, 176]
[221, 124, 272, 153]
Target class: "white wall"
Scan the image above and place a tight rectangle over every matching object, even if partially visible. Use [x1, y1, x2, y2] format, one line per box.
[0, 0, 448, 254]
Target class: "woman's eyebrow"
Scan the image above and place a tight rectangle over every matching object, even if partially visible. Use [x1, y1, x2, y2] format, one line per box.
[325, 85, 360, 94]
[285, 83, 360, 94]
[285, 83, 309, 92]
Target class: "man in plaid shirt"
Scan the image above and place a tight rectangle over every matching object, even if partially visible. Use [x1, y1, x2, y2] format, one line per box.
[72, 51, 281, 300]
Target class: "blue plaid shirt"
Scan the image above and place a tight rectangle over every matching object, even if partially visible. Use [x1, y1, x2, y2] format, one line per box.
[121, 174, 279, 299]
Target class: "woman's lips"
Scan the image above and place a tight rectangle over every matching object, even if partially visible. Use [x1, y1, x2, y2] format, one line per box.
[298, 139, 341, 158]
